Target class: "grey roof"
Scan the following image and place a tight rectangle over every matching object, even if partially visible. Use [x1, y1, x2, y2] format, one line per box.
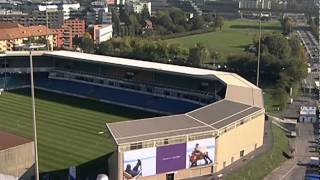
[107, 115, 213, 144]
[107, 100, 263, 145]
[187, 100, 251, 125]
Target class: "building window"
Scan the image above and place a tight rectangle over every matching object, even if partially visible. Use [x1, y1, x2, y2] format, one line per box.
[130, 142, 142, 150]
[223, 161, 226, 168]
[231, 157, 234, 163]
[240, 150, 244, 158]
[255, 144, 257, 149]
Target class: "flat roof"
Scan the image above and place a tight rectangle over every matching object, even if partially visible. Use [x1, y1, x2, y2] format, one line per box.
[107, 115, 214, 144]
[107, 100, 263, 145]
[187, 100, 251, 125]
[0, 131, 32, 151]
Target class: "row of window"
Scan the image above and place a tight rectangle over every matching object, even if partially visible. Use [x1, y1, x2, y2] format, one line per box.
[218, 111, 264, 136]
[119, 132, 215, 152]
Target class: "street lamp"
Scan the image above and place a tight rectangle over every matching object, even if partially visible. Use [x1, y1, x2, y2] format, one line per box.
[28, 44, 45, 180]
[256, 0, 263, 87]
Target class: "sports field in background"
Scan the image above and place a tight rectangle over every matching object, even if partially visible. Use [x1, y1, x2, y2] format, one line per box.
[167, 19, 282, 61]
[0, 89, 157, 179]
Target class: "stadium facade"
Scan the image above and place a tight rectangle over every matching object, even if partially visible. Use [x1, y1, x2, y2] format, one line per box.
[0, 51, 265, 180]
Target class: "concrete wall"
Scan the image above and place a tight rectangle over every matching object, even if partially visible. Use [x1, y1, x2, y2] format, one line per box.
[215, 112, 265, 171]
[0, 142, 34, 178]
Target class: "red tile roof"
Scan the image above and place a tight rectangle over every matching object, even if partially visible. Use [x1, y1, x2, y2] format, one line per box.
[0, 23, 55, 40]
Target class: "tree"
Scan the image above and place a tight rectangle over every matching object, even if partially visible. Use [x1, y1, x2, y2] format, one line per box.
[168, 7, 187, 25]
[262, 34, 291, 59]
[189, 43, 210, 66]
[191, 15, 205, 30]
[156, 11, 174, 31]
[111, 9, 121, 36]
[80, 32, 94, 53]
[226, 54, 257, 82]
[128, 14, 141, 35]
[119, 6, 129, 24]
[140, 4, 150, 23]
[215, 16, 224, 31]
[282, 16, 293, 35]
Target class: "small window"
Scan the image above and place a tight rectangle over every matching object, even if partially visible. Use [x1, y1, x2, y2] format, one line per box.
[231, 157, 234, 163]
[223, 161, 226, 168]
[240, 150, 244, 157]
[130, 142, 142, 150]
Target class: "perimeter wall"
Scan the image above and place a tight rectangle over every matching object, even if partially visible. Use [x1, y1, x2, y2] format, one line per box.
[0, 142, 34, 178]
[215, 111, 265, 171]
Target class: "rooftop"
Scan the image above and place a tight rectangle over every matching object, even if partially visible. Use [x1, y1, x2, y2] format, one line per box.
[300, 106, 317, 115]
[0, 131, 33, 151]
[0, 23, 55, 40]
[107, 100, 263, 145]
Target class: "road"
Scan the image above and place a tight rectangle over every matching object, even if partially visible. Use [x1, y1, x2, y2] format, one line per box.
[296, 23, 320, 101]
[264, 123, 318, 180]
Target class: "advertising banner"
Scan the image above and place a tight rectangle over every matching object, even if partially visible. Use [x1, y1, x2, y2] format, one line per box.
[186, 138, 215, 168]
[123, 147, 156, 179]
[156, 143, 187, 174]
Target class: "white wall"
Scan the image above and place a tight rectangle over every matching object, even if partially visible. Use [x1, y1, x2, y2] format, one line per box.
[95, 25, 113, 43]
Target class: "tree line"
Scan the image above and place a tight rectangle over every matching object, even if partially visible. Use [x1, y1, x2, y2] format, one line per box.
[225, 33, 307, 109]
[111, 6, 224, 37]
[94, 37, 222, 68]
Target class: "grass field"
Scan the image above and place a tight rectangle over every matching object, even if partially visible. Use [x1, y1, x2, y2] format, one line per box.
[226, 124, 289, 180]
[167, 19, 282, 61]
[0, 89, 157, 179]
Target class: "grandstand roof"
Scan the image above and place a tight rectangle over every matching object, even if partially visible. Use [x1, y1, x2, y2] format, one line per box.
[44, 51, 263, 108]
[107, 100, 263, 145]
[0, 131, 33, 151]
[44, 51, 257, 88]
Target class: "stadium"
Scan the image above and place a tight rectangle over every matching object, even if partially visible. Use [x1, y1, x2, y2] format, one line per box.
[0, 51, 265, 179]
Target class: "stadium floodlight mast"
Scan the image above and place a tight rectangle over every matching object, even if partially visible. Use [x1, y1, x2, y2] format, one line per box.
[28, 44, 45, 180]
[256, 0, 263, 87]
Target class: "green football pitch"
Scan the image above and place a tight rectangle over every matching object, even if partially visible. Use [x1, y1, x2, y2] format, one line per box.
[167, 19, 282, 61]
[0, 89, 158, 179]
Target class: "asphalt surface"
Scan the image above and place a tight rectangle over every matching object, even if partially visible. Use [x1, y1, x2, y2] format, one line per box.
[264, 123, 318, 180]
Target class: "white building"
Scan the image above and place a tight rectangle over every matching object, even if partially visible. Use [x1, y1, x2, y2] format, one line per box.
[87, 0, 112, 25]
[116, 0, 126, 5]
[299, 106, 317, 123]
[37, 2, 80, 20]
[126, 0, 152, 15]
[93, 24, 113, 44]
[238, 0, 271, 9]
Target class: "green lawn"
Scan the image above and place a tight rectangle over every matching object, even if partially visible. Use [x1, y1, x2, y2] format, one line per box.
[226, 124, 290, 180]
[167, 19, 282, 61]
[0, 89, 157, 179]
[263, 88, 281, 114]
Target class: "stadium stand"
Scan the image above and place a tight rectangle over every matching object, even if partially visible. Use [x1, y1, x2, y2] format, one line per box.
[0, 74, 29, 89]
[35, 74, 202, 114]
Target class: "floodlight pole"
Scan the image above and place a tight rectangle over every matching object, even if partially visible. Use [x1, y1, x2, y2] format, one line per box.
[256, 0, 262, 87]
[29, 50, 40, 180]
[3, 56, 6, 90]
[46, 1, 50, 51]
